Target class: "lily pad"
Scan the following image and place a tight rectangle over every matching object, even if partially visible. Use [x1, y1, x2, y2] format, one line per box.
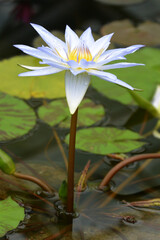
[101, 20, 160, 46]
[38, 99, 68, 127]
[59, 99, 105, 128]
[91, 47, 160, 111]
[38, 98, 105, 128]
[0, 92, 36, 141]
[0, 55, 65, 99]
[0, 197, 24, 237]
[65, 127, 145, 155]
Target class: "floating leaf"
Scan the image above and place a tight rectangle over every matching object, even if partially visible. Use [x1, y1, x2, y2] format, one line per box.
[0, 55, 65, 99]
[65, 127, 145, 155]
[0, 197, 24, 237]
[38, 99, 68, 127]
[0, 92, 36, 141]
[0, 149, 15, 174]
[92, 48, 160, 112]
[101, 20, 160, 46]
[38, 98, 105, 128]
[59, 99, 105, 128]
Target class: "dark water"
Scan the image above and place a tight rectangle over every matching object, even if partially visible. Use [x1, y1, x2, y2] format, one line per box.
[1, 87, 160, 240]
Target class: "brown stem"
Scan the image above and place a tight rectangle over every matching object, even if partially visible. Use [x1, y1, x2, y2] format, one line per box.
[13, 172, 53, 193]
[99, 153, 160, 189]
[67, 108, 78, 213]
[0, 175, 54, 207]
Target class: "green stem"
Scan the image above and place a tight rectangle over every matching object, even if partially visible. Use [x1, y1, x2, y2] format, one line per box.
[67, 108, 78, 213]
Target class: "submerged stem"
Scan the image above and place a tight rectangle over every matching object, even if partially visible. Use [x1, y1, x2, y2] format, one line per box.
[13, 172, 53, 193]
[99, 153, 160, 189]
[67, 108, 78, 213]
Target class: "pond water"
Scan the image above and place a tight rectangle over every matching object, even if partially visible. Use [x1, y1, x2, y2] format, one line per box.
[0, 84, 160, 240]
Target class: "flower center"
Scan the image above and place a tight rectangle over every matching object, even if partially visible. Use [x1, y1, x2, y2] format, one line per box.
[68, 43, 92, 63]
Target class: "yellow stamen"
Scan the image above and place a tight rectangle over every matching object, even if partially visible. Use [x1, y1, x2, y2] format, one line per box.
[93, 48, 104, 62]
[68, 44, 92, 63]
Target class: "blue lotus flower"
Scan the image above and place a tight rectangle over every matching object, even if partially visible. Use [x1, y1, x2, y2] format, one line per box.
[14, 24, 144, 114]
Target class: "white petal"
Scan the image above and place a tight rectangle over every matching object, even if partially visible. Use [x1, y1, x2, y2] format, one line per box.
[37, 46, 61, 61]
[19, 66, 62, 76]
[70, 68, 86, 76]
[100, 62, 145, 70]
[88, 70, 134, 90]
[66, 59, 96, 70]
[14, 44, 57, 61]
[67, 60, 79, 68]
[79, 59, 95, 68]
[65, 25, 79, 53]
[80, 27, 94, 47]
[90, 33, 114, 58]
[98, 45, 144, 63]
[97, 49, 127, 63]
[19, 64, 48, 70]
[30, 23, 67, 59]
[65, 71, 90, 114]
[39, 59, 69, 69]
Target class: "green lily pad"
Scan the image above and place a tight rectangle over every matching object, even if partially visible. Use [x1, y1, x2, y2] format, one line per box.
[0, 197, 24, 237]
[65, 127, 145, 155]
[38, 99, 68, 127]
[0, 55, 65, 99]
[91, 47, 160, 112]
[0, 92, 36, 141]
[59, 99, 105, 128]
[38, 98, 105, 128]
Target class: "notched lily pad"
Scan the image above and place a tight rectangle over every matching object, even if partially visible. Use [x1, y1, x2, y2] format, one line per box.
[38, 98, 105, 128]
[65, 127, 145, 155]
[0, 197, 24, 237]
[0, 55, 65, 99]
[0, 92, 36, 141]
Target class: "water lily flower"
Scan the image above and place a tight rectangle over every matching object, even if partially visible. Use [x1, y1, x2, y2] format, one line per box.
[14, 23, 144, 114]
